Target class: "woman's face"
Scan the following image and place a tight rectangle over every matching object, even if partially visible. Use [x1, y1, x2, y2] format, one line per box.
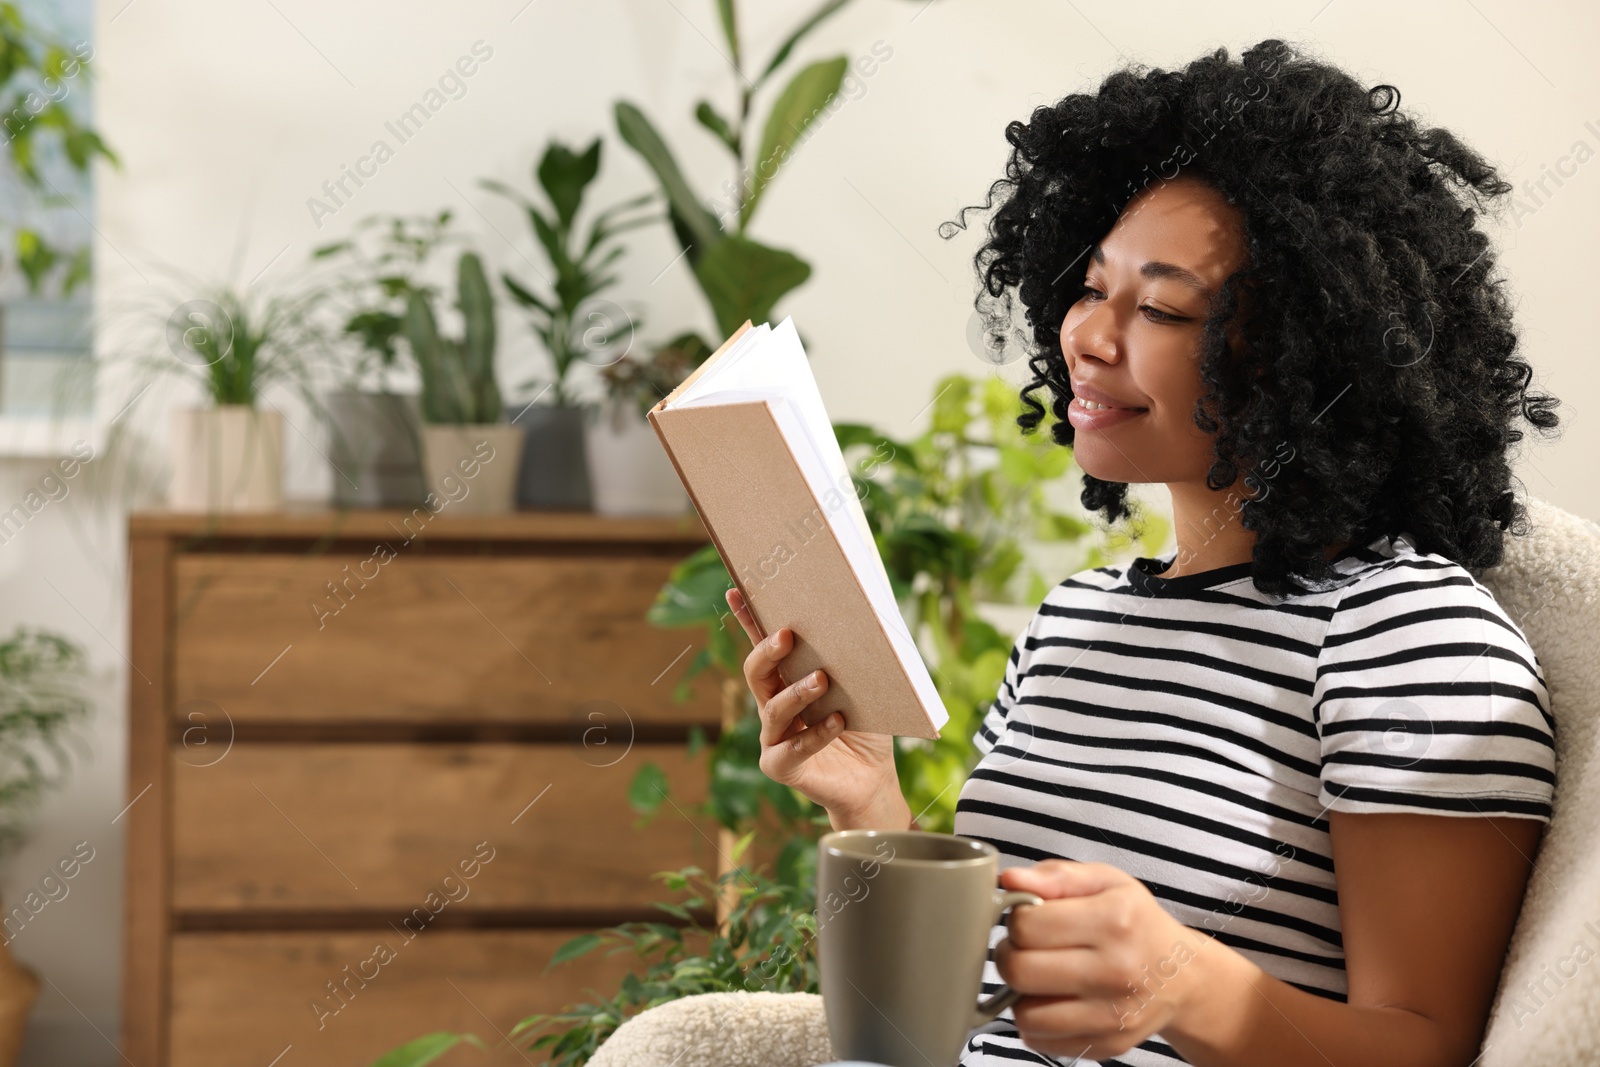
[1059, 173, 1250, 487]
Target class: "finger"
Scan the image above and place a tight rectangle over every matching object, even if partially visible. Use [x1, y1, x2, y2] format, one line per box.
[994, 940, 1139, 1000]
[1012, 996, 1139, 1054]
[1001, 861, 1124, 900]
[740, 626, 794, 705]
[759, 668, 830, 749]
[1005, 893, 1134, 951]
[724, 588, 761, 646]
[759, 709, 845, 781]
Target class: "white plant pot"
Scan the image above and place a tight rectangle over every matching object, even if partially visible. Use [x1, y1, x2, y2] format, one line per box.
[420, 423, 525, 516]
[584, 399, 690, 516]
[168, 405, 284, 512]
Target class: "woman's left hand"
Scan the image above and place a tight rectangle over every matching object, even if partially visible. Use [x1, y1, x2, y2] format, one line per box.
[994, 860, 1213, 1061]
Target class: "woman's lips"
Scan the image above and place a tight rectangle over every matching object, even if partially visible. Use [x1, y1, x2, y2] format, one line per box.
[1066, 397, 1147, 431]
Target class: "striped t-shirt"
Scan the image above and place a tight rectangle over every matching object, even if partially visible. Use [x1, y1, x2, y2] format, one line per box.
[953, 531, 1556, 1067]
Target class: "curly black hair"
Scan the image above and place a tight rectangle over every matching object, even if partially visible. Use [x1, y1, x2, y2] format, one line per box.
[944, 38, 1562, 598]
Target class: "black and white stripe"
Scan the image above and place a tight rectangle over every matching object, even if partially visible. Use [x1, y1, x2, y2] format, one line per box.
[954, 532, 1555, 1067]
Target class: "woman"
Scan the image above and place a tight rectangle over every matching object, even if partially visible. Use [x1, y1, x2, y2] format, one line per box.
[727, 38, 1560, 1067]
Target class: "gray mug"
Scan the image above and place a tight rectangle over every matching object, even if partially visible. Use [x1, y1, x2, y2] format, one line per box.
[816, 829, 1043, 1067]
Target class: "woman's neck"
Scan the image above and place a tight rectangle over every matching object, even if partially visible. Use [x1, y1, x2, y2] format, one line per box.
[1162, 481, 1350, 578]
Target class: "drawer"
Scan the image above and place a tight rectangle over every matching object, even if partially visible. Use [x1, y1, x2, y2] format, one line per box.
[171, 743, 715, 913]
[171, 554, 720, 723]
[168, 929, 645, 1067]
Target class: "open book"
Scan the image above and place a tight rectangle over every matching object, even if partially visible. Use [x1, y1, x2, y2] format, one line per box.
[647, 319, 949, 739]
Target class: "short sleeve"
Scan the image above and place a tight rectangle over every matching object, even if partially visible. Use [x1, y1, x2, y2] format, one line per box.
[972, 626, 1030, 758]
[1313, 564, 1557, 822]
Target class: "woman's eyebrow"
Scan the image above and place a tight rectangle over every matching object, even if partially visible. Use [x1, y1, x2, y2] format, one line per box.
[1088, 243, 1210, 293]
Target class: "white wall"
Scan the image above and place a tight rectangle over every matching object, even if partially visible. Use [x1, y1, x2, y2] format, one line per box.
[5, 0, 1593, 1062]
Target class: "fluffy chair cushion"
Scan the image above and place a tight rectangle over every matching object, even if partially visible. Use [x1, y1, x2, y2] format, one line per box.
[1479, 497, 1600, 1065]
[585, 991, 833, 1067]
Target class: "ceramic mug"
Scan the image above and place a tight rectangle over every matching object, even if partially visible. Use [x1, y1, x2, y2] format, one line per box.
[816, 829, 1043, 1067]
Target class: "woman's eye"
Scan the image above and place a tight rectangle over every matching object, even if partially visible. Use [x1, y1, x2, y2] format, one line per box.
[1076, 284, 1187, 323]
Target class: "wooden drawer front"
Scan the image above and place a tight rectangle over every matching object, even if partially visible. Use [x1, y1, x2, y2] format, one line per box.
[169, 930, 641, 1067]
[172, 554, 718, 723]
[171, 743, 713, 913]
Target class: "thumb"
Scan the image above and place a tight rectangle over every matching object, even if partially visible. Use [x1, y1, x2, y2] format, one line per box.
[1000, 860, 1122, 900]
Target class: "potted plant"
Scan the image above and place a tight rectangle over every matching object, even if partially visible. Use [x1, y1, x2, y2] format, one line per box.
[404, 250, 524, 515]
[585, 331, 707, 515]
[310, 211, 465, 508]
[159, 280, 326, 512]
[594, 0, 874, 517]
[0, 626, 93, 1067]
[484, 137, 654, 509]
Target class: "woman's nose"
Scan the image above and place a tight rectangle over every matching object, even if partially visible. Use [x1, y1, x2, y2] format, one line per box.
[1063, 304, 1121, 366]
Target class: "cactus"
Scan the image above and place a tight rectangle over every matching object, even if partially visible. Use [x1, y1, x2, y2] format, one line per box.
[404, 251, 504, 424]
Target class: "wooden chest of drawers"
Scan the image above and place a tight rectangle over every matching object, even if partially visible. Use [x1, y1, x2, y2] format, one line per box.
[123, 509, 723, 1066]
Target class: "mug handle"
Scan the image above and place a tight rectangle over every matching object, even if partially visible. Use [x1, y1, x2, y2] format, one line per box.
[972, 889, 1045, 1027]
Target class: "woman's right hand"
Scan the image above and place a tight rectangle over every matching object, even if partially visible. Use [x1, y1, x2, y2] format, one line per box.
[725, 588, 911, 831]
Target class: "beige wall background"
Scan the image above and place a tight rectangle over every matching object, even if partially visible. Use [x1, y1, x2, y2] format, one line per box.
[2, 0, 1593, 1062]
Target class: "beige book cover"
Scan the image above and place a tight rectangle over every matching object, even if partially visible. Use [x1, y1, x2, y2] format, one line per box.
[646, 318, 948, 739]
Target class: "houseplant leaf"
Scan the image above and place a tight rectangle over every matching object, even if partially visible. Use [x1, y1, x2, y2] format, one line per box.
[714, 0, 739, 69]
[547, 933, 603, 969]
[500, 272, 554, 316]
[366, 1032, 475, 1067]
[615, 101, 723, 257]
[742, 56, 848, 228]
[582, 191, 658, 257]
[692, 236, 810, 339]
[755, 0, 852, 86]
[629, 761, 670, 815]
[536, 138, 601, 228]
[456, 252, 500, 423]
[694, 100, 740, 156]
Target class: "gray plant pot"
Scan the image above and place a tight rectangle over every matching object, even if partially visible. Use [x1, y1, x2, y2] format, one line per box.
[326, 390, 426, 508]
[509, 404, 592, 510]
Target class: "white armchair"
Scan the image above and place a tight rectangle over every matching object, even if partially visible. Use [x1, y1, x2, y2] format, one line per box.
[1478, 496, 1600, 1065]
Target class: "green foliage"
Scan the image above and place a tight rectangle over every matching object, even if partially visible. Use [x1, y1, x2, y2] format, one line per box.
[404, 251, 504, 425]
[743, 56, 847, 228]
[364, 1032, 484, 1067]
[597, 330, 711, 419]
[15, 231, 89, 296]
[484, 138, 657, 408]
[480, 854, 813, 1067]
[311, 209, 464, 388]
[168, 281, 329, 408]
[692, 236, 811, 340]
[0, 2, 118, 296]
[613, 0, 859, 336]
[368, 855, 819, 1067]
[0, 627, 92, 852]
[613, 102, 720, 257]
